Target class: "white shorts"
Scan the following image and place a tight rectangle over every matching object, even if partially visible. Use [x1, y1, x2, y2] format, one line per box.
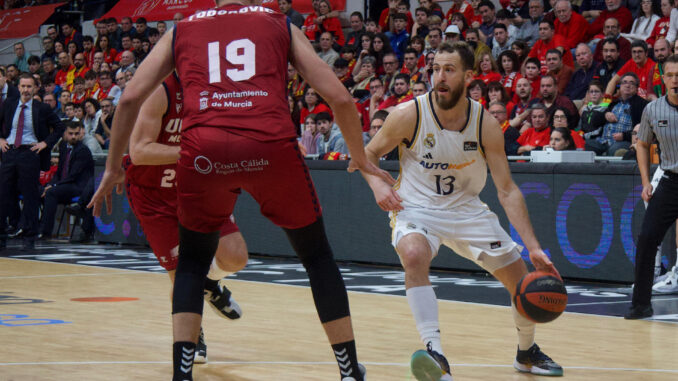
[390, 200, 522, 273]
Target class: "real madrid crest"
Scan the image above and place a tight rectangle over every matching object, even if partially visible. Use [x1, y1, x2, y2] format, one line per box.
[424, 133, 436, 148]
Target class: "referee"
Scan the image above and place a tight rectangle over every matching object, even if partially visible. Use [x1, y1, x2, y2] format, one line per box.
[626, 55, 678, 319]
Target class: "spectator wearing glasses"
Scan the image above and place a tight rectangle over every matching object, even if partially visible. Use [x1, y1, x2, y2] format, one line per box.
[593, 17, 631, 63]
[587, 72, 648, 155]
[585, 0, 633, 41]
[605, 40, 655, 99]
[578, 81, 608, 140]
[514, 0, 543, 47]
[380, 52, 401, 94]
[489, 100, 520, 156]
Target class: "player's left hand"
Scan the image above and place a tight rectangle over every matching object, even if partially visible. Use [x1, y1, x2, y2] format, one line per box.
[87, 166, 125, 217]
[529, 249, 561, 280]
[348, 158, 396, 186]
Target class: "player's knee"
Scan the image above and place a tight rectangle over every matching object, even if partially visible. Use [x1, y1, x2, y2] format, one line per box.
[173, 226, 220, 315]
[214, 236, 248, 272]
[397, 243, 431, 273]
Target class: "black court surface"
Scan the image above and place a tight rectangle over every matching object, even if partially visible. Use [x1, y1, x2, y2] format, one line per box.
[2, 239, 677, 324]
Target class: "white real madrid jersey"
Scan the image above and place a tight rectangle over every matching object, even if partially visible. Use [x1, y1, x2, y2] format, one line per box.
[395, 93, 487, 210]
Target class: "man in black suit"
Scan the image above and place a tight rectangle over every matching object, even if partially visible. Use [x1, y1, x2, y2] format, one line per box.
[39, 121, 94, 241]
[0, 74, 64, 250]
[1, 67, 21, 235]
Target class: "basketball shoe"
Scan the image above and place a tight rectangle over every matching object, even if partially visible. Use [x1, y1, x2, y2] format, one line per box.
[194, 328, 207, 364]
[204, 281, 242, 319]
[411, 345, 453, 381]
[653, 266, 678, 294]
[341, 363, 366, 381]
[514, 344, 563, 376]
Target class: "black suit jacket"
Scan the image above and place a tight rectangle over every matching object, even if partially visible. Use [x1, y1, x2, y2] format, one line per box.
[2, 84, 19, 101]
[0, 98, 64, 170]
[51, 140, 94, 189]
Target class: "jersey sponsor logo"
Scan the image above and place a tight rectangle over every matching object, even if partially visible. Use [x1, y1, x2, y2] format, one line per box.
[658, 120, 668, 128]
[463, 141, 478, 151]
[490, 241, 501, 249]
[424, 133, 436, 148]
[418, 159, 476, 170]
[194, 155, 213, 174]
[423, 153, 433, 159]
[193, 155, 270, 175]
[176, 103, 182, 114]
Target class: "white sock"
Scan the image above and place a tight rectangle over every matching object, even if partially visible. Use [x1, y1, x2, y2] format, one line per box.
[406, 286, 443, 354]
[206, 257, 233, 281]
[512, 302, 535, 351]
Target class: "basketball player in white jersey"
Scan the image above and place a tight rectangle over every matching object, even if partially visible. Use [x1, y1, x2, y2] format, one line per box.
[360, 41, 563, 379]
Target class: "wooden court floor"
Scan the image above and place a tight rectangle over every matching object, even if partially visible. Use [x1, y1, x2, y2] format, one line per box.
[1, 257, 677, 381]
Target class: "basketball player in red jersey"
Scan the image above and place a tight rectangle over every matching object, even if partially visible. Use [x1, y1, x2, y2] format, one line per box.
[125, 72, 248, 364]
[89, 1, 395, 380]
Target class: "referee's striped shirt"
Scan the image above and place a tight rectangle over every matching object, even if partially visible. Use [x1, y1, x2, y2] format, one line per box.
[638, 96, 678, 172]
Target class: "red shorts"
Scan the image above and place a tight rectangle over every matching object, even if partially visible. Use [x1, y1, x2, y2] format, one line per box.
[176, 127, 322, 232]
[126, 182, 239, 271]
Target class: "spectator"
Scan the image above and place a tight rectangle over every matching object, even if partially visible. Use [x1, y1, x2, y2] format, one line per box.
[60, 21, 83, 50]
[27, 56, 42, 76]
[412, 7, 430, 39]
[622, 0, 660, 43]
[106, 18, 122, 50]
[375, 73, 413, 115]
[402, 48, 421, 81]
[412, 80, 428, 96]
[523, 57, 542, 99]
[517, 103, 552, 154]
[445, 0, 477, 31]
[421, 0, 445, 20]
[66, 41, 80, 63]
[586, 0, 633, 40]
[553, 0, 589, 50]
[84, 70, 99, 97]
[97, 35, 117, 64]
[148, 28, 160, 48]
[287, 63, 306, 101]
[380, 52, 401, 93]
[424, 27, 443, 56]
[487, 81, 514, 115]
[467, 78, 487, 104]
[514, 0, 543, 47]
[363, 109, 388, 146]
[5, 65, 19, 87]
[351, 56, 377, 94]
[444, 24, 462, 43]
[528, 19, 574, 75]
[595, 38, 624, 90]
[317, 31, 339, 67]
[332, 58, 353, 89]
[119, 17, 136, 39]
[41, 37, 56, 63]
[371, 33, 394, 75]
[114, 71, 126, 93]
[565, 43, 598, 101]
[448, 12, 470, 39]
[357, 76, 385, 130]
[93, 97, 114, 149]
[581, 0, 607, 23]
[41, 92, 61, 119]
[81, 36, 96, 68]
[547, 127, 577, 150]
[304, 0, 343, 45]
[299, 87, 331, 126]
[605, 40, 655, 99]
[533, 74, 580, 127]
[71, 77, 87, 104]
[300, 113, 320, 154]
[91, 51, 104, 74]
[46, 25, 58, 41]
[474, 51, 501, 84]
[491, 23, 513, 60]
[465, 28, 492, 63]
[62, 101, 76, 121]
[71, 53, 90, 83]
[95, 19, 108, 42]
[173, 13, 184, 23]
[647, 38, 672, 101]
[587, 72, 648, 155]
[55, 52, 75, 89]
[646, 0, 672, 47]
[1, 67, 19, 103]
[387, 13, 410, 62]
[13, 42, 30, 72]
[495, 9, 519, 41]
[117, 51, 136, 76]
[511, 39, 529, 67]
[39, 121, 94, 240]
[489, 100, 520, 156]
[549, 106, 586, 149]
[53, 41, 65, 56]
[316, 111, 347, 156]
[346, 11, 366, 47]
[42, 57, 57, 83]
[135, 17, 149, 39]
[593, 17, 631, 63]
[95, 71, 121, 105]
[578, 81, 608, 139]
[665, 0, 678, 43]
[621, 124, 641, 160]
[498, 50, 521, 98]
[545, 49, 573, 95]
[477, 1, 497, 45]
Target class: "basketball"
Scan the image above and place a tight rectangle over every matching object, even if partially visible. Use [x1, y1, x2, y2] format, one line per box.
[514, 271, 568, 323]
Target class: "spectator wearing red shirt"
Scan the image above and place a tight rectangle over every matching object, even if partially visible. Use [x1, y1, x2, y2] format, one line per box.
[528, 20, 574, 75]
[474, 51, 502, 84]
[593, 17, 631, 63]
[445, 0, 478, 29]
[645, 0, 672, 47]
[498, 50, 522, 98]
[487, 81, 515, 116]
[96, 35, 118, 64]
[517, 103, 551, 155]
[82, 36, 96, 68]
[54, 52, 75, 89]
[553, 0, 589, 50]
[59, 21, 83, 50]
[509, 77, 537, 132]
[114, 34, 134, 62]
[379, 0, 414, 34]
[586, 0, 633, 40]
[375, 73, 413, 113]
[313, 0, 345, 46]
[605, 40, 655, 99]
[523, 57, 542, 99]
[299, 87, 332, 126]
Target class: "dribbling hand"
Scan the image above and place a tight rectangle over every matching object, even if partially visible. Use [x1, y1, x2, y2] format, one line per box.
[87, 166, 125, 217]
[529, 249, 562, 280]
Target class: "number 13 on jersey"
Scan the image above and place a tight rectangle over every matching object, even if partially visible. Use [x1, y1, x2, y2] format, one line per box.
[208, 39, 255, 83]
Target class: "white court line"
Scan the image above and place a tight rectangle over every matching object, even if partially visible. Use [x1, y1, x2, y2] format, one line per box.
[0, 272, 138, 280]
[568, 297, 678, 306]
[0, 360, 676, 373]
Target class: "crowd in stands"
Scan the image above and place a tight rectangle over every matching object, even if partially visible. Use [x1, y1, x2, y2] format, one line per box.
[2, 0, 676, 166]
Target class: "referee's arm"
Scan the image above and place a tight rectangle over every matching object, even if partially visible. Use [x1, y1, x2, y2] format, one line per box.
[636, 107, 653, 202]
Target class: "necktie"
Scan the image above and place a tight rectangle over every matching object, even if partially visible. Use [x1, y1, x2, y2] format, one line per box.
[62, 147, 72, 179]
[13, 104, 27, 146]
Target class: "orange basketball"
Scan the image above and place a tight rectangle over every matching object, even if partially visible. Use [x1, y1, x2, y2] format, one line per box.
[514, 271, 568, 323]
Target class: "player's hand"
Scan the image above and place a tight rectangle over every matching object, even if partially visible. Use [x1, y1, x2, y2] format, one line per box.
[371, 180, 403, 212]
[348, 158, 396, 186]
[641, 183, 653, 202]
[88, 166, 125, 217]
[529, 249, 561, 280]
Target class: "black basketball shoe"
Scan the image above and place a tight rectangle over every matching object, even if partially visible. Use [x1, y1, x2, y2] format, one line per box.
[204, 281, 242, 320]
[194, 328, 207, 364]
[514, 344, 563, 376]
[411, 344, 453, 380]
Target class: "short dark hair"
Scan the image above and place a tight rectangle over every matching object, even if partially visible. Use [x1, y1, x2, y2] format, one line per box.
[415, 7, 430, 16]
[73, 77, 85, 85]
[496, 9, 513, 19]
[546, 49, 562, 59]
[541, 74, 558, 85]
[413, 80, 428, 90]
[136, 17, 147, 24]
[19, 73, 37, 86]
[84, 97, 100, 111]
[620, 72, 640, 85]
[65, 120, 81, 130]
[436, 41, 475, 71]
[478, 0, 495, 10]
[394, 73, 411, 83]
[85, 71, 98, 80]
[631, 40, 648, 52]
[663, 54, 678, 67]
[98, 71, 112, 79]
[403, 48, 418, 57]
[315, 111, 332, 122]
[539, 20, 555, 30]
[148, 27, 159, 37]
[333, 58, 349, 68]
[372, 110, 389, 121]
[27, 55, 40, 65]
[392, 13, 407, 22]
[350, 11, 363, 21]
[83, 35, 94, 43]
[525, 57, 541, 69]
[493, 23, 507, 32]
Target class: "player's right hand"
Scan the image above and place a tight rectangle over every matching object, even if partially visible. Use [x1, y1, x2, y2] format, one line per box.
[529, 249, 562, 280]
[641, 183, 653, 203]
[88, 166, 125, 217]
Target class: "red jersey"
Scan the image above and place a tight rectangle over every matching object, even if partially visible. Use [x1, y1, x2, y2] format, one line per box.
[618, 58, 655, 99]
[174, 5, 295, 141]
[125, 73, 183, 189]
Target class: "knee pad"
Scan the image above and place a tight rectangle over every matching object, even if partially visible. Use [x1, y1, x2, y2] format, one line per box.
[284, 217, 350, 322]
[172, 225, 220, 315]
